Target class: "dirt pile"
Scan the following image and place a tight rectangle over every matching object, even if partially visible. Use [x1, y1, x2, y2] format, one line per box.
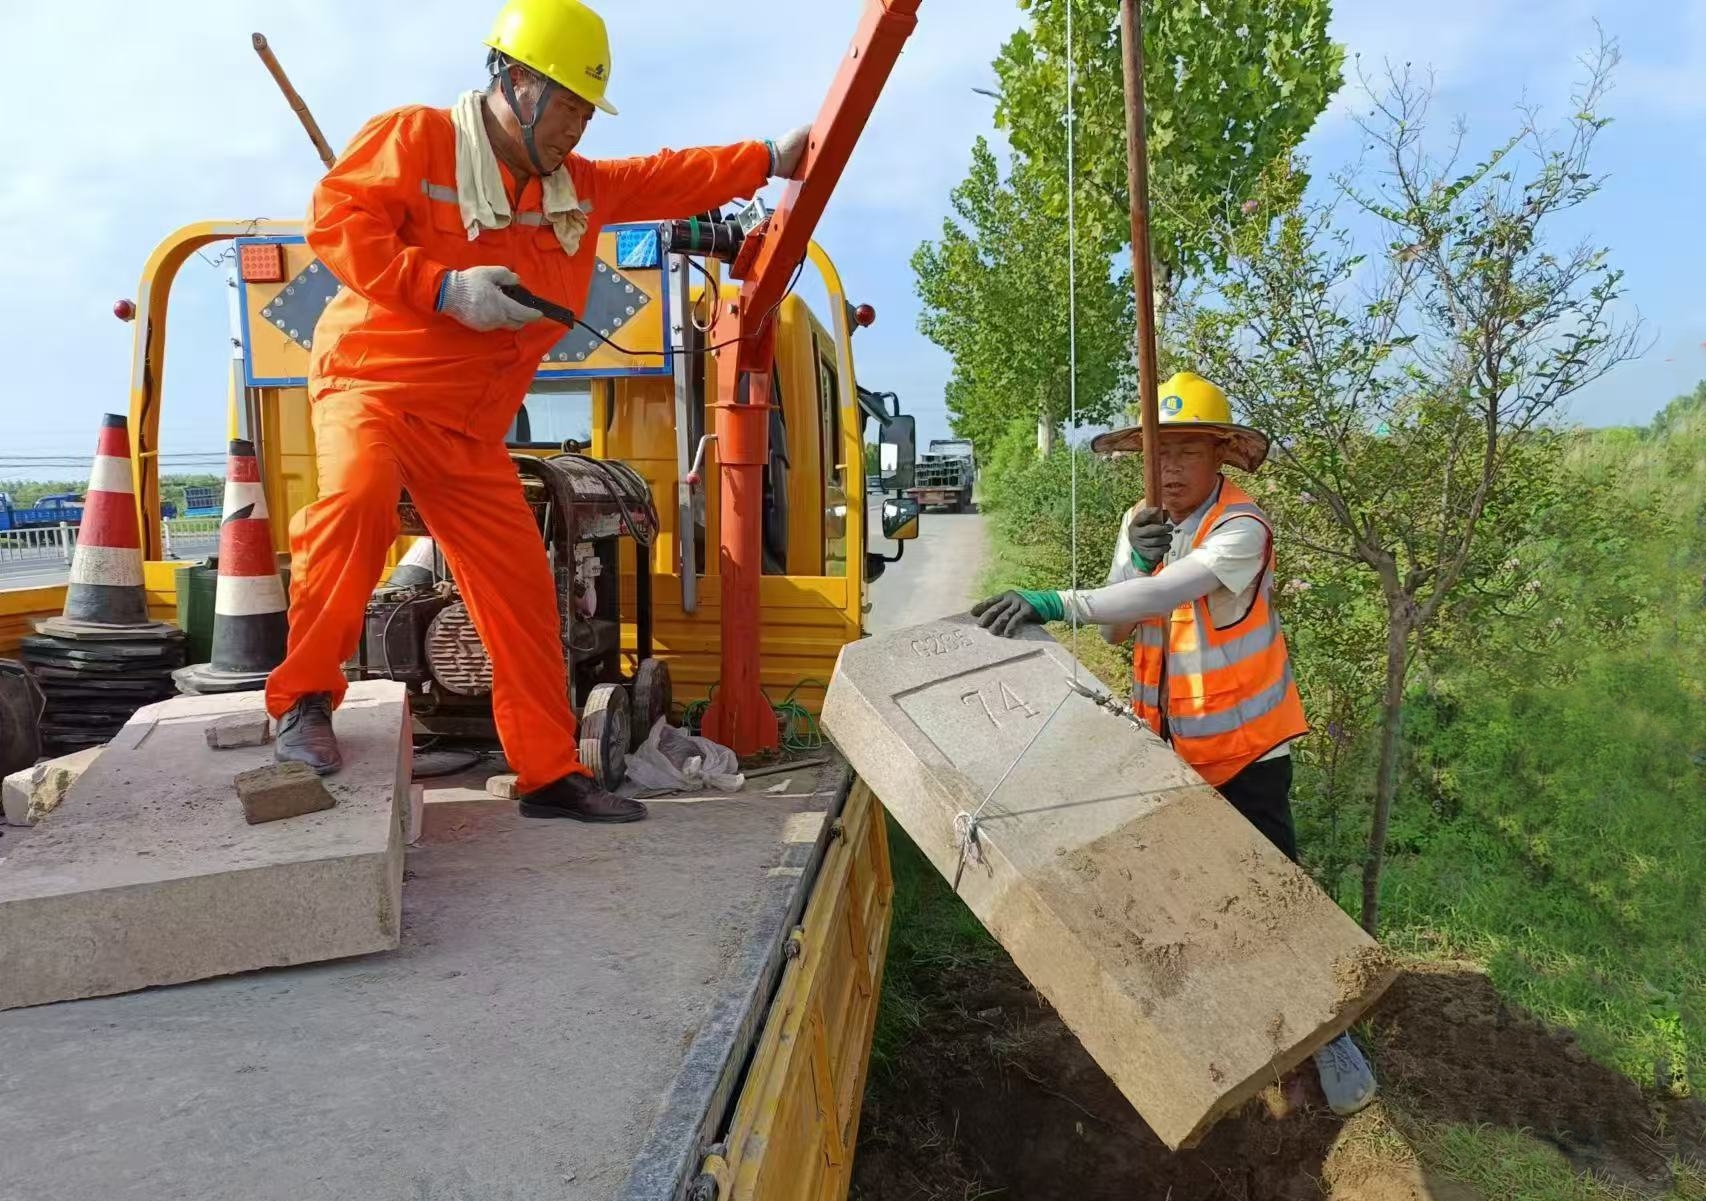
[852, 959, 1700, 1201]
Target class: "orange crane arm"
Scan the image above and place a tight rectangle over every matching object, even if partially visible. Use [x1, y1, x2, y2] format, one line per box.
[702, 0, 922, 756]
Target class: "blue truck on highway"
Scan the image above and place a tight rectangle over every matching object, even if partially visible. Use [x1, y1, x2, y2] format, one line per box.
[0, 493, 84, 534]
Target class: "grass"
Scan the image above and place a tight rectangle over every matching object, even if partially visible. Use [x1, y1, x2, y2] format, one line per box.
[1327, 1105, 1707, 1201]
[926, 505, 1707, 1195]
[870, 825, 1000, 1077]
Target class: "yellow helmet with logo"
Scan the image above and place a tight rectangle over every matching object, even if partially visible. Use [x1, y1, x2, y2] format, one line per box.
[487, 0, 618, 115]
[1091, 370, 1271, 471]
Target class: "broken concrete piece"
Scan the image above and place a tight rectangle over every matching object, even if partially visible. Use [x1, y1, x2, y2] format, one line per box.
[407, 782, 424, 845]
[0, 682, 409, 1010]
[2, 746, 104, 827]
[822, 616, 1396, 1150]
[235, 762, 336, 824]
[205, 712, 272, 750]
[485, 773, 520, 800]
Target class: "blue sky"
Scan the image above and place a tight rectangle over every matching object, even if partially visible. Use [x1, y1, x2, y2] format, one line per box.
[0, 0, 1701, 469]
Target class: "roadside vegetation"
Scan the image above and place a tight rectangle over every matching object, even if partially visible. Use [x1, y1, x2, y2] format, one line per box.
[858, 0, 1704, 1195]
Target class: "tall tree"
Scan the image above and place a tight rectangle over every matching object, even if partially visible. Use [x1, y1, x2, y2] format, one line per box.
[1178, 45, 1643, 932]
[913, 0, 1344, 454]
[912, 137, 1132, 460]
[994, 0, 1343, 299]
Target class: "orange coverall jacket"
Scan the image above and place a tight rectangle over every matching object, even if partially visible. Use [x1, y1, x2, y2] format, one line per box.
[266, 106, 769, 792]
[305, 104, 771, 440]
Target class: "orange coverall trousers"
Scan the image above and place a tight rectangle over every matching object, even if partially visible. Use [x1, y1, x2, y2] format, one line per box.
[262, 104, 770, 792]
[265, 393, 584, 791]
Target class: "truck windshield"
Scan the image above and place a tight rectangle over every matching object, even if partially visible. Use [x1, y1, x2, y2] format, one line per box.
[508, 383, 593, 448]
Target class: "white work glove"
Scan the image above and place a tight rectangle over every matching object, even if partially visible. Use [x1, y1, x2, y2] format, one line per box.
[767, 125, 810, 179]
[436, 266, 542, 333]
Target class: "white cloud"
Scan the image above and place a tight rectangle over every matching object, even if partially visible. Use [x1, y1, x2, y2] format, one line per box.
[0, 0, 1018, 454]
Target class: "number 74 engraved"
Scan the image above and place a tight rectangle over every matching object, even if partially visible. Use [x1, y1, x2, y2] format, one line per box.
[960, 680, 1039, 727]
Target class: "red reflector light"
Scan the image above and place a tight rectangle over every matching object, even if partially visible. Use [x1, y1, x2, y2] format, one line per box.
[239, 243, 286, 284]
[854, 303, 877, 328]
[113, 298, 136, 321]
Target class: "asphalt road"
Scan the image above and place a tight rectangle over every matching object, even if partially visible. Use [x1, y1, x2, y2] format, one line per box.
[0, 535, 218, 591]
[0, 505, 981, 628]
[865, 497, 988, 634]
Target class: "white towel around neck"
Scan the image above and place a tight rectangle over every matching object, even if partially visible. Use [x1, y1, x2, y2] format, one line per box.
[450, 89, 590, 256]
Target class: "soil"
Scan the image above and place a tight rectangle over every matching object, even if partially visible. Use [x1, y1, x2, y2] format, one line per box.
[852, 959, 1703, 1201]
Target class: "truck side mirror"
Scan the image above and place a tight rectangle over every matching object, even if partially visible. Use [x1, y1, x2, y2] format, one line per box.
[878, 414, 916, 492]
[881, 497, 921, 541]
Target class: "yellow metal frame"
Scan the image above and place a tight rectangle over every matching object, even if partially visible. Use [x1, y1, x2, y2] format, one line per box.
[698, 782, 893, 1200]
[1, 223, 879, 716]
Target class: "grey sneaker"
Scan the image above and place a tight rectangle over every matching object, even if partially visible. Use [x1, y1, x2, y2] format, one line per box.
[1313, 1032, 1378, 1115]
[275, 693, 342, 776]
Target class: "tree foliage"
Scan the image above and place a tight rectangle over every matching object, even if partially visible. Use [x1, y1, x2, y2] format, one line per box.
[912, 0, 1343, 459]
[911, 138, 1132, 462]
[1177, 44, 1644, 930]
[994, 0, 1343, 285]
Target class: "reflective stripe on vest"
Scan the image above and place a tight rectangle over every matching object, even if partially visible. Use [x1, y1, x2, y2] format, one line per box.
[1170, 663, 1298, 738]
[1128, 477, 1309, 784]
[1169, 610, 1282, 677]
[420, 179, 547, 225]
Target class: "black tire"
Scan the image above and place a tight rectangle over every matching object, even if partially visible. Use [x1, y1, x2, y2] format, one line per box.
[629, 658, 673, 750]
[580, 683, 630, 791]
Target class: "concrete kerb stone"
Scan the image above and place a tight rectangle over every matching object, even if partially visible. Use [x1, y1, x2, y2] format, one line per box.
[0, 681, 409, 1010]
[205, 712, 273, 750]
[234, 762, 336, 824]
[2, 746, 105, 827]
[821, 614, 1397, 1150]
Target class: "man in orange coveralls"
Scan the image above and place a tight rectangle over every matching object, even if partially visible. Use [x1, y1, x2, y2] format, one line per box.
[265, 0, 808, 823]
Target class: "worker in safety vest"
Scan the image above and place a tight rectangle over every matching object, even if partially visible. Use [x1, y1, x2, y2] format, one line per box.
[971, 371, 1379, 1116]
[264, 0, 809, 824]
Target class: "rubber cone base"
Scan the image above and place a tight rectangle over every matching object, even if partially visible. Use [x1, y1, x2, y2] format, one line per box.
[172, 662, 272, 695]
[35, 616, 182, 642]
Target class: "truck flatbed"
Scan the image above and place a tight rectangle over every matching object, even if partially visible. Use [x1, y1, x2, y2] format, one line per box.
[1, 755, 854, 1201]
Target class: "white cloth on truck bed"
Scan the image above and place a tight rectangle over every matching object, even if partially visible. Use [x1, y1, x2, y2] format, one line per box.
[626, 718, 745, 793]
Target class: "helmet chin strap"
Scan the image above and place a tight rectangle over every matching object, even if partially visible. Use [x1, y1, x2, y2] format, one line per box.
[496, 62, 560, 176]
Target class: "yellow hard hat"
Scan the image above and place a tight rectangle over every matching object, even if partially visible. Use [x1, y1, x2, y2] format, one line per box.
[487, 0, 618, 116]
[1091, 371, 1271, 471]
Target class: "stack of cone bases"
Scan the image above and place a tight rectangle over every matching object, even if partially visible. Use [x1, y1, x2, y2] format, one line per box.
[23, 414, 184, 753]
[174, 439, 288, 694]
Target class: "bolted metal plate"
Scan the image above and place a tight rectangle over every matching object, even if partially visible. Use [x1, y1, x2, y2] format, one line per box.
[539, 259, 652, 366]
[425, 601, 493, 696]
[260, 261, 342, 351]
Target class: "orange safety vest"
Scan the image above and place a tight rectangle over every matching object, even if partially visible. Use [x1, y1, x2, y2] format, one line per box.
[1131, 478, 1309, 787]
[305, 105, 770, 443]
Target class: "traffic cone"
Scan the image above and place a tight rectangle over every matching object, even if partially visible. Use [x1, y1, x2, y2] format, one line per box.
[36, 414, 177, 640]
[174, 439, 288, 694]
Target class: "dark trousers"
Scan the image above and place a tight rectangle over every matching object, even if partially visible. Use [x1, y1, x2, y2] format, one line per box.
[1217, 755, 1298, 863]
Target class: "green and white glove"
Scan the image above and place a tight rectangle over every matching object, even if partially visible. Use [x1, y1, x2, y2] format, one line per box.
[971, 589, 1062, 638]
[1126, 505, 1173, 573]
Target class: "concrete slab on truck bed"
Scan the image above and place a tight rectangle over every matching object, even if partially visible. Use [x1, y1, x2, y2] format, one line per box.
[0, 754, 852, 1201]
[0, 682, 408, 1010]
[822, 615, 1396, 1150]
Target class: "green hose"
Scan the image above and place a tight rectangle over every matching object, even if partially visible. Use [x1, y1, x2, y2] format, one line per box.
[678, 679, 826, 755]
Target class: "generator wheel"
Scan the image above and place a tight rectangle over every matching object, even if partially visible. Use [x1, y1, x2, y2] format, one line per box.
[629, 658, 673, 750]
[580, 683, 631, 792]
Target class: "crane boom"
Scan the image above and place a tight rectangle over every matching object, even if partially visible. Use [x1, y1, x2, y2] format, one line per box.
[702, 1, 922, 755]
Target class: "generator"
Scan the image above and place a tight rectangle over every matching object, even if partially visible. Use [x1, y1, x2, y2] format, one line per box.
[348, 453, 672, 789]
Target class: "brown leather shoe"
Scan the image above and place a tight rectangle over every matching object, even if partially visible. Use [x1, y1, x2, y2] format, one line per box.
[518, 773, 647, 823]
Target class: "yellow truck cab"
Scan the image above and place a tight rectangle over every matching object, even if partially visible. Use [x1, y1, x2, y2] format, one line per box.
[0, 218, 924, 1201]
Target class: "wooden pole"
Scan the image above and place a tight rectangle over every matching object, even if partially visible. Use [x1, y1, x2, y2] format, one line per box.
[252, 33, 336, 168]
[1118, 0, 1162, 509]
